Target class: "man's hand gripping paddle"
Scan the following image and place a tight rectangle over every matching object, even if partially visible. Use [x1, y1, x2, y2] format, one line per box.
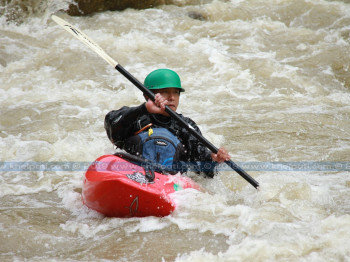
[51, 15, 259, 189]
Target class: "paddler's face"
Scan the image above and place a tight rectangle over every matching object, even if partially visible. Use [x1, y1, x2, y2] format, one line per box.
[155, 88, 180, 112]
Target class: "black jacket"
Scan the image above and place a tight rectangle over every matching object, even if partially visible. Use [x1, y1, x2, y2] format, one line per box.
[104, 103, 217, 176]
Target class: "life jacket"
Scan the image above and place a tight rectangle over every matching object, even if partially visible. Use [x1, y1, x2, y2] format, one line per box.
[124, 127, 187, 173]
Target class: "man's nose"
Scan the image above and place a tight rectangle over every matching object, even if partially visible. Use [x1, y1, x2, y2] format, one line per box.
[168, 93, 175, 100]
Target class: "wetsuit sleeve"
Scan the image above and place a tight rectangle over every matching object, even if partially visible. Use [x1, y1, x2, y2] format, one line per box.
[104, 103, 147, 147]
[180, 117, 217, 177]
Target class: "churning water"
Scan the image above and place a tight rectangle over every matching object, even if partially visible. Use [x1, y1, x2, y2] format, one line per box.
[1, 0, 350, 261]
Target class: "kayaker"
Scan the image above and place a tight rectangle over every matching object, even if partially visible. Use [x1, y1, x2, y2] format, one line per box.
[104, 69, 230, 176]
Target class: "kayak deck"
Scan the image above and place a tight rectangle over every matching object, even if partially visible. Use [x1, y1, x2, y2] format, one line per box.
[82, 154, 200, 217]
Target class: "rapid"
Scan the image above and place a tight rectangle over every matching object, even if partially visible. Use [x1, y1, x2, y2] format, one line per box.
[1, 0, 350, 261]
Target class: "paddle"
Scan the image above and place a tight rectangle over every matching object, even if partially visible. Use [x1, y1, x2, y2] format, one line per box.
[51, 15, 259, 189]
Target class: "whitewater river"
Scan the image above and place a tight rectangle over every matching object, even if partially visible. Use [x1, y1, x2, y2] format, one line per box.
[1, 0, 350, 261]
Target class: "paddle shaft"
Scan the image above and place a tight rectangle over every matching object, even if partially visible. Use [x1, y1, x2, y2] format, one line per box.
[115, 64, 259, 189]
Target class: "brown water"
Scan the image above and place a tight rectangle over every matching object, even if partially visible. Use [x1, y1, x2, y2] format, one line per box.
[1, 0, 350, 261]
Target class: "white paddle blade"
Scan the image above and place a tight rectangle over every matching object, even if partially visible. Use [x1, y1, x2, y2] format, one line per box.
[52, 15, 118, 68]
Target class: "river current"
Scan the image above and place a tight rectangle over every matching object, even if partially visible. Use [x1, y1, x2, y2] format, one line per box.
[1, 0, 350, 261]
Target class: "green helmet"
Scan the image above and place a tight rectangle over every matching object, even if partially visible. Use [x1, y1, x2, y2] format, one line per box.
[144, 69, 185, 92]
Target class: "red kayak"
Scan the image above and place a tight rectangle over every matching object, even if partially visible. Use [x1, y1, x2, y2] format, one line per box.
[82, 154, 201, 217]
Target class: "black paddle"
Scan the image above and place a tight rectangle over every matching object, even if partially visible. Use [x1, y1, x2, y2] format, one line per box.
[52, 15, 259, 189]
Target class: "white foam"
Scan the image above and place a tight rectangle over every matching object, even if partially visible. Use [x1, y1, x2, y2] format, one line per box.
[1, 1, 350, 260]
